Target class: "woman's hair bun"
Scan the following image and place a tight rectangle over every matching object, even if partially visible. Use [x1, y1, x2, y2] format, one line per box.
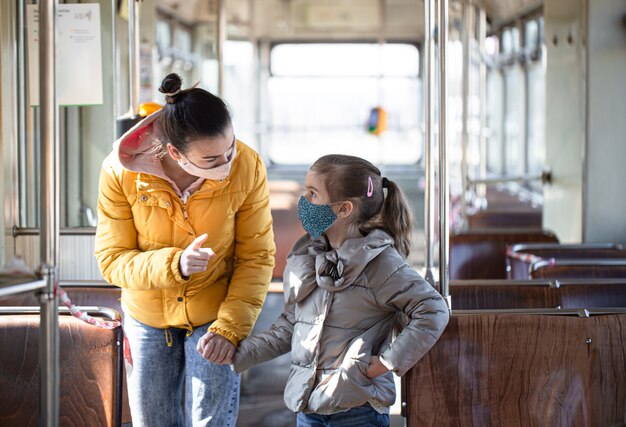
[159, 73, 183, 103]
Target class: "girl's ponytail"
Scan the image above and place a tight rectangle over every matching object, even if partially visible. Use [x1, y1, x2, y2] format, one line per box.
[379, 178, 414, 258]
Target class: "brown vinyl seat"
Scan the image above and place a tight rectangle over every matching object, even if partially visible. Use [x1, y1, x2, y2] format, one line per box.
[531, 259, 626, 280]
[405, 311, 626, 426]
[467, 208, 542, 229]
[449, 229, 559, 280]
[507, 243, 626, 279]
[0, 284, 130, 425]
[0, 307, 122, 427]
[466, 185, 543, 228]
[450, 279, 626, 310]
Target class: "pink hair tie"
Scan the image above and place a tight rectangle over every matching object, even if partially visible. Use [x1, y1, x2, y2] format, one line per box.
[367, 176, 373, 197]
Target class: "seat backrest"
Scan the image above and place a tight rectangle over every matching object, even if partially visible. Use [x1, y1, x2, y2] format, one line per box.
[0, 310, 122, 427]
[450, 229, 559, 280]
[450, 281, 556, 309]
[467, 208, 542, 229]
[451, 280, 626, 310]
[531, 259, 626, 280]
[508, 243, 626, 279]
[405, 313, 626, 426]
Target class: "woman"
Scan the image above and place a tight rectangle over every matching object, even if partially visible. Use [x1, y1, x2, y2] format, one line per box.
[95, 73, 275, 426]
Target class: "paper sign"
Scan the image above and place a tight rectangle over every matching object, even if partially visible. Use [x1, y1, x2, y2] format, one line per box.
[27, 4, 103, 106]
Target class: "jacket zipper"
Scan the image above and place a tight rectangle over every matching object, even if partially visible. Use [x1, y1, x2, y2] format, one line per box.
[181, 191, 190, 220]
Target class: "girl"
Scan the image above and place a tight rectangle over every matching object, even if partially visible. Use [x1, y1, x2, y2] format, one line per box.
[198, 154, 449, 426]
[95, 74, 275, 426]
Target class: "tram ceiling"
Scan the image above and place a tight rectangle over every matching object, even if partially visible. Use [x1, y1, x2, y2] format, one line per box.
[154, 0, 543, 39]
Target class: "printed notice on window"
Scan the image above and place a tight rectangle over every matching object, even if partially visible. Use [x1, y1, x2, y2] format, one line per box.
[27, 4, 103, 106]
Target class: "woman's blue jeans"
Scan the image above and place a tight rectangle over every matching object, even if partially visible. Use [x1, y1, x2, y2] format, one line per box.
[124, 315, 240, 427]
[296, 404, 390, 427]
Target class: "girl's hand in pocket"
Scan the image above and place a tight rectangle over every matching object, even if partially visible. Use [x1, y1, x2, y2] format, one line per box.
[365, 356, 389, 378]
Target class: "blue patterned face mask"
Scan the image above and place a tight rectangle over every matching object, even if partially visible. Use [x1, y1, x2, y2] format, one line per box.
[297, 196, 337, 239]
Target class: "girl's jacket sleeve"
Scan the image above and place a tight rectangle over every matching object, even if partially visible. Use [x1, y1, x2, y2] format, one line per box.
[94, 159, 187, 290]
[374, 266, 450, 376]
[231, 302, 295, 373]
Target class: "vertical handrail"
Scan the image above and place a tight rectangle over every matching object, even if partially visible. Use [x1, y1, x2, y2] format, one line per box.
[438, 0, 450, 301]
[477, 5, 487, 204]
[38, 0, 60, 425]
[128, 0, 140, 116]
[17, 0, 27, 227]
[460, 1, 472, 224]
[423, 0, 436, 286]
[217, 0, 226, 97]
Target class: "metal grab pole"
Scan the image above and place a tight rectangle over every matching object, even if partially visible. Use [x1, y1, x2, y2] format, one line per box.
[38, 0, 60, 425]
[438, 0, 450, 302]
[423, 0, 436, 286]
[477, 5, 487, 204]
[128, 0, 140, 116]
[460, 1, 472, 226]
[217, 0, 226, 97]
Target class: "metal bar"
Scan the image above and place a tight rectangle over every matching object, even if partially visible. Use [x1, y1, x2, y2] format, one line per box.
[0, 306, 122, 321]
[17, 0, 27, 227]
[460, 1, 471, 225]
[128, 0, 140, 116]
[0, 279, 46, 298]
[423, 0, 436, 287]
[468, 173, 544, 185]
[216, 0, 226, 97]
[114, 327, 123, 427]
[13, 226, 96, 236]
[38, 0, 60, 424]
[449, 279, 553, 287]
[477, 5, 487, 202]
[438, 0, 450, 302]
[453, 308, 626, 316]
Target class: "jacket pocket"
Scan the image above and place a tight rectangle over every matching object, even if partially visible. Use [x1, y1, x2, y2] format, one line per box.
[306, 347, 374, 414]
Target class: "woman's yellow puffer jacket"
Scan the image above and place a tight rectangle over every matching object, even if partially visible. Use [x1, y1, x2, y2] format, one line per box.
[95, 112, 275, 345]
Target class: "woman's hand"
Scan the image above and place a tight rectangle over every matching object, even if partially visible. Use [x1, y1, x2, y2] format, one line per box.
[196, 332, 236, 365]
[365, 356, 390, 378]
[179, 234, 215, 278]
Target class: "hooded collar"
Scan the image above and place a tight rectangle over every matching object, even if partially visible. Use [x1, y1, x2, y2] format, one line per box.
[286, 230, 394, 303]
[113, 109, 204, 197]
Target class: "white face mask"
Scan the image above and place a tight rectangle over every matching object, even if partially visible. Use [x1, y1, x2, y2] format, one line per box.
[177, 142, 237, 180]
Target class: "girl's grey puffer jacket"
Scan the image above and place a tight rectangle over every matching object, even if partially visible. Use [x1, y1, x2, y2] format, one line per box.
[233, 229, 450, 415]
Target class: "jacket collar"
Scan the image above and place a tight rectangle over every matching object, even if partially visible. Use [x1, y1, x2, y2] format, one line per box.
[286, 230, 394, 302]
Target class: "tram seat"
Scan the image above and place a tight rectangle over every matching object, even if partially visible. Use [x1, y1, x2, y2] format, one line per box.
[467, 207, 542, 229]
[0, 308, 122, 427]
[0, 284, 131, 425]
[466, 185, 543, 229]
[507, 243, 626, 279]
[450, 229, 559, 280]
[530, 259, 626, 280]
[405, 312, 626, 426]
[450, 280, 626, 310]
[269, 180, 305, 280]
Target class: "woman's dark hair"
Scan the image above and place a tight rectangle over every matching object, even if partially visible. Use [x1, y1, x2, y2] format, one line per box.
[311, 154, 414, 257]
[156, 73, 231, 154]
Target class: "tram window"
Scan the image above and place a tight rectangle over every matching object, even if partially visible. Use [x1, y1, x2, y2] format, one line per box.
[525, 20, 539, 51]
[501, 27, 520, 57]
[526, 59, 546, 179]
[223, 41, 258, 152]
[504, 66, 525, 176]
[486, 70, 504, 174]
[266, 43, 421, 165]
